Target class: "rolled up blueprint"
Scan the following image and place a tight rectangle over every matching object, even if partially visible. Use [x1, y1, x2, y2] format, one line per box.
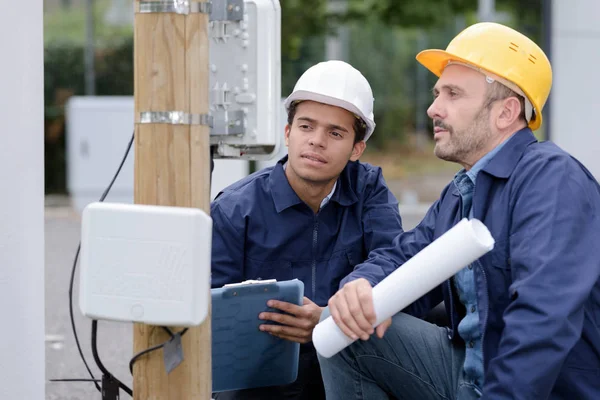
[314, 218, 494, 358]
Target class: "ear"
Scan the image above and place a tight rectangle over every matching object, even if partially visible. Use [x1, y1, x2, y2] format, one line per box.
[495, 97, 522, 130]
[284, 124, 291, 147]
[350, 140, 366, 161]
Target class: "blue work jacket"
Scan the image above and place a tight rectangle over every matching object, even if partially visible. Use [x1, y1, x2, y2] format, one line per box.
[211, 156, 403, 306]
[343, 129, 600, 399]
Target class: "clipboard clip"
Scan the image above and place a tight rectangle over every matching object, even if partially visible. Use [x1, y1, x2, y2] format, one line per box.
[223, 279, 277, 288]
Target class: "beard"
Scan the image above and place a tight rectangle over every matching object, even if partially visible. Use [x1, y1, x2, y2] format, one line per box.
[433, 107, 493, 165]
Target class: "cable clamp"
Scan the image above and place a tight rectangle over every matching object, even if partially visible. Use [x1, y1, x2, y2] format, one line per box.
[139, 111, 213, 126]
[136, 0, 211, 15]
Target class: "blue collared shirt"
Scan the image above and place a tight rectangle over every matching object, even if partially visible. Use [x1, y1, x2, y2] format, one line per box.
[454, 138, 511, 388]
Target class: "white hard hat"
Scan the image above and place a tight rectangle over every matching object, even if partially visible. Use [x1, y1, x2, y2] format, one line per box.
[284, 60, 376, 142]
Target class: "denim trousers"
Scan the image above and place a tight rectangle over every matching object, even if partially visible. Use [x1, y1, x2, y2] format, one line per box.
[317, 311, 482, 400]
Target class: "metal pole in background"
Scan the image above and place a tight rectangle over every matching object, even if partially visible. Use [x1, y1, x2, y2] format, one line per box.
[478, 0, 496, 22]
[85, 0, 96, 95]
[415, 30, 428, 152]
[325, 0, 348, 61]
[0, 0, 46, 397]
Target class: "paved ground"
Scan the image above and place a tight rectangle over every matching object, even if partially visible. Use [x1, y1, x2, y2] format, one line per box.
[44, 190, 435, 399]
[45, 207, 133, 400]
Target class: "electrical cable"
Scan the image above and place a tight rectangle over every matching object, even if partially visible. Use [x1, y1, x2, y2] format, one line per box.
[66, 132, 134, 394]
[129, 328, 189, 374]
[91, 320, 133, 396]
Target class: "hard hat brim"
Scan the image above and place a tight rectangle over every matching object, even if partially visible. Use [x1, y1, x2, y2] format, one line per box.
[415, 49, 542, 130]
[416, 49, 477, 78]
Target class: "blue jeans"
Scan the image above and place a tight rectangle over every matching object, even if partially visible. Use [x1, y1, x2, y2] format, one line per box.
[317, 311, 482, 400]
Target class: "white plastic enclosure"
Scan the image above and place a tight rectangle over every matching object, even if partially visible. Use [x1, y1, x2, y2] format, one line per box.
[79, 202, 212, 326]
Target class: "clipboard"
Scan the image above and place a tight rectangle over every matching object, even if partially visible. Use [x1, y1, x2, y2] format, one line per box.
[211, 279, 304, 392]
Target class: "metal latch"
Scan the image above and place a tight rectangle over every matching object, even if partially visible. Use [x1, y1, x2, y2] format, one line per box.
[223, 279, 277, 288]
[210, 0, 244, 21]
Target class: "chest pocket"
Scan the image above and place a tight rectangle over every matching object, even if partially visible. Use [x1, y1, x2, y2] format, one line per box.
[488, 239, 511, 270]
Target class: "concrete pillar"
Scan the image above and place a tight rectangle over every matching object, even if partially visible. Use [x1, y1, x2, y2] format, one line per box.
[550, 0, 600, 179]
[0, 0, 46, 398]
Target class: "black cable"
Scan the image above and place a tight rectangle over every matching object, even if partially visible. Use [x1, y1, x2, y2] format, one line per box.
[129, 342, 165, 375]
[129, 328, 189, 374]
[50, 378, 101, 383]
[92, 320, 133, 396]
[68, 244, 101, 392]
[67, 132, 135, 394]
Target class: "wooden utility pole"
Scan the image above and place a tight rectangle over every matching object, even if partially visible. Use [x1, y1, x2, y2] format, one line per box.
[132, 1, 211, 398]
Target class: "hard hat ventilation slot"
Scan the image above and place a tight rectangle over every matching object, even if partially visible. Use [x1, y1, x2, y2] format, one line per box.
[509, 42, 519, 52]
[528, 54, 537, 64]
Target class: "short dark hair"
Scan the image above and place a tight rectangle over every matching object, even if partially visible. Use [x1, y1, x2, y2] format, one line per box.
[484, 81, 527, 124]
[287, 101, 368, 144]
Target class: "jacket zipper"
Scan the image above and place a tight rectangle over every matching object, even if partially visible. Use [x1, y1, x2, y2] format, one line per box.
[311, 215, 319, 299]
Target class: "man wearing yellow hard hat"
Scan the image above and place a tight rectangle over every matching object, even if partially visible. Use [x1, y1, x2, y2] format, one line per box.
[319, 22, 600, 399]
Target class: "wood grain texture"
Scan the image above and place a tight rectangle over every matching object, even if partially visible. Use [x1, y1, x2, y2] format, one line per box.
[133, 2, 211, 398]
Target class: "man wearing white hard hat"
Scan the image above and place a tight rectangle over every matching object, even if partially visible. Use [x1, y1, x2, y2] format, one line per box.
[211, 60, 403, 399]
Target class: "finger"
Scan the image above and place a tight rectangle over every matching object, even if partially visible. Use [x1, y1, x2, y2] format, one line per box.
[328, 295, 358, 341]
[259, 322, 310, 341]
[356, 281, 377, 325]
[344, 284, 374, 338]
[267, 299, 305, 316]
[267, 332, 311, 344]
[302, 297, 315, 306]
[259, 311, 306, 328]
[333, 288, 368, 341]
[375, 318, 392, 339]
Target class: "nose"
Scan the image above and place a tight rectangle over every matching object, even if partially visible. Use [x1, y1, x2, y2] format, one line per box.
[427, 96, 446, 121]
[308, 128, 327, 148]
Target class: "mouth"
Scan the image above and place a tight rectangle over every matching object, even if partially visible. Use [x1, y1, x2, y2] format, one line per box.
[301, 153, 327, 164]
[433, 127, 449, 139]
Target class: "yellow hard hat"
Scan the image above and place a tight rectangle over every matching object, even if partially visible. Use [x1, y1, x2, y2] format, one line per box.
[416, 22, 552, 131]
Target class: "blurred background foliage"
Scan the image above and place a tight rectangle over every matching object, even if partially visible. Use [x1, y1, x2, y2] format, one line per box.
[44, 0, 543, 193]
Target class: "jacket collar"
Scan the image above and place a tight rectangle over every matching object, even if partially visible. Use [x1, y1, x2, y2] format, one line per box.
[452, 128, 537, 196]
[482, 127, 537, 179]
[269, 156, 358, 213]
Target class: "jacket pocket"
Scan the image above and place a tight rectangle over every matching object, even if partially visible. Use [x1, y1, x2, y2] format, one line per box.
[489, 239, 511, 270]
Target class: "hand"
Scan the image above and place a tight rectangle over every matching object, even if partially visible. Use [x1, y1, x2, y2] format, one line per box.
[259, 297, 323, 344]
[328, 278, 388, 341]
